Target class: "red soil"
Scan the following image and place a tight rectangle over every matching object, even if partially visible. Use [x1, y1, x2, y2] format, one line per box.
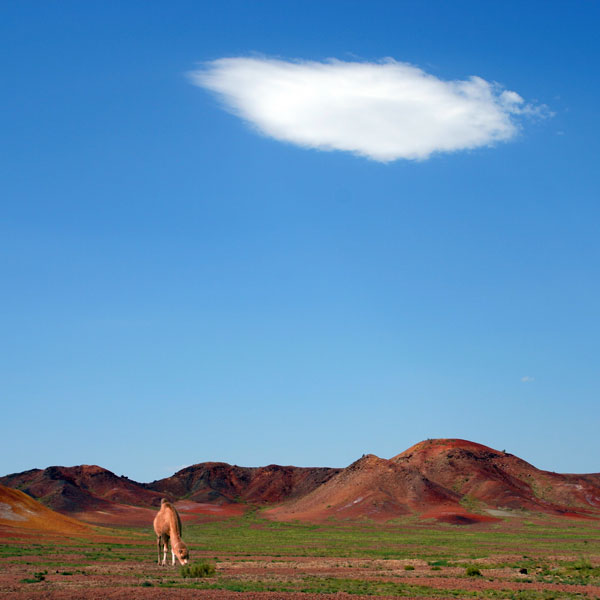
[394, 438, 500, 458]
[4, 550, 600, 600]
[419, 506, 499, 525]
[70, 499, 249, 527]
[174, 500, 247, 519]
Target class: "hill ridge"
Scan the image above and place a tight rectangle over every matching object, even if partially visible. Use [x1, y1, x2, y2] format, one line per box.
[2, 439, 599, 524]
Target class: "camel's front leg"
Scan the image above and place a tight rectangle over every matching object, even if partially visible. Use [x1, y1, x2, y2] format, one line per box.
[161, 535, 169, 566]
[171, 548, 176, 566]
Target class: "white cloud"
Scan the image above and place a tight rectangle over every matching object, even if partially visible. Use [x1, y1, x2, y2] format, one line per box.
[189, 57, 546, 162]
[521, 376, 535, 383]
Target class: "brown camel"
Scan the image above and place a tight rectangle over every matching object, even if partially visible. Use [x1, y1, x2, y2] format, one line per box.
[153, 498, 189, 566]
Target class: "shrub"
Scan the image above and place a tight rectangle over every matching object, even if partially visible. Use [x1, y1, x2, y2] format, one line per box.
[466, 566, 482, 577]
[180, 561, 216, 578]
[404, 565, 415, 571]
[571, 558, 592, 571]
[20, 571, 46, 584]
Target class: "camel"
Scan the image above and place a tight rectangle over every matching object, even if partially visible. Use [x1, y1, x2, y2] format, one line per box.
[153, 498, 190, 566]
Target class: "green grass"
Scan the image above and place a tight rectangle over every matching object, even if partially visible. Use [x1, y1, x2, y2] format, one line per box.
[180, 561, 216, 578]
[156, 574, 596, 598]
[180, 510, 600, 560]
[20, 570, 46, 583]
[3, 512, 599, 564]
[3, 513, 600, 599]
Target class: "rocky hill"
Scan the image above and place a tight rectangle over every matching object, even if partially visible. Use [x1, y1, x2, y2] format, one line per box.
[267, 439, 600, 522]
[0, 465, 164, 512]
[146, 463, 340, 504]
[0, 462, 340, 524]
[2, 439, 599, 525]
[393, 439, 600, 516]
[264, 453, 471, 522]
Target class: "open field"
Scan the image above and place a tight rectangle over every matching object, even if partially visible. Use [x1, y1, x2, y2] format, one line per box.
[1, 512, 599, 599]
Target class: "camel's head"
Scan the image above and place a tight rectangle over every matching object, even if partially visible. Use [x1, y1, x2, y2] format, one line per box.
[175, 542, 189, 565]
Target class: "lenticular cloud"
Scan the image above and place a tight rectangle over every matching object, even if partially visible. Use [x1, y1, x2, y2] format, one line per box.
[190, 57, 538, 162]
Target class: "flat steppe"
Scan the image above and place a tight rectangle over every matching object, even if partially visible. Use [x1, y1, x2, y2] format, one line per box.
[2, 510, 599, 600]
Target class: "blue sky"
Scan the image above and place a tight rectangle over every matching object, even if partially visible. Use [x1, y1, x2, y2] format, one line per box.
[2, 1, 599, 482]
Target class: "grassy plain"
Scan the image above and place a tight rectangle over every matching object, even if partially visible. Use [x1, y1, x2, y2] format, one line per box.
[1, 511, 599, 599]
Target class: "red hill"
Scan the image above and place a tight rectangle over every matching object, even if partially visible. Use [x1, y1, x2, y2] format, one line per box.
[265, 454, 470, 521]
[267, 439, 600, 522]
[0, 464, 163, 512]
[393, 438, 600, 517]
[146, 463, 341, 504]
[2, 440, 599, 525]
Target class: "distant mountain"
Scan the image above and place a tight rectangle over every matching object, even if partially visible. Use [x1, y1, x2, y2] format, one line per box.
[0, 462, 340, 522]
[145, 462, 340, 504]
[2, 439, 599, 525]
[267, 439, 600, 522]
[392, 439, 600, 516]
[264, 453, 469, 522]
[0, 464, 163, 512]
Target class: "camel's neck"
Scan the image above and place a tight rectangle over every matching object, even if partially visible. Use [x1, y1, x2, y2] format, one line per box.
[170, 531, 183, 549]
[166, 508, 182, 541]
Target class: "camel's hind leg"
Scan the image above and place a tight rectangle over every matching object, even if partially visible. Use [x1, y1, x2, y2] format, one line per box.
[156, 536, 162, 565]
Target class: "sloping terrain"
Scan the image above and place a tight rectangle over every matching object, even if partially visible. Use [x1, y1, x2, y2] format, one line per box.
[147, 463, 340, 504]
[393, 438, 600, 517]
[266, 439, 600, 522]
[0, 463, 341, 525]
[0, 484, 90, 534]
[2, 439, 599, 525]
[264, 454, 455, 521]
[264, 453, 497, 523]
[0, 465, 164, 512]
